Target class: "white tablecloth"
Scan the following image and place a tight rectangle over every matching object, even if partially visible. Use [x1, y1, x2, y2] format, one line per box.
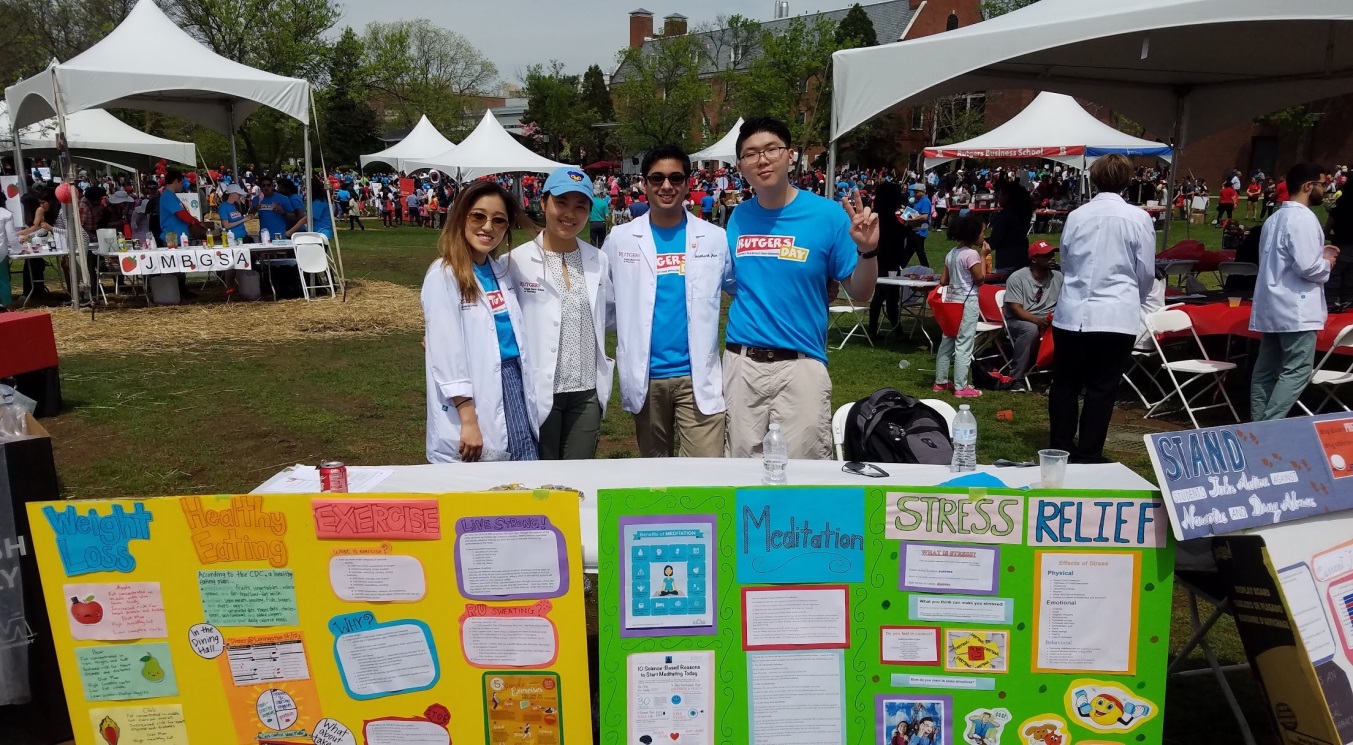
[254, 459, 1157, 571]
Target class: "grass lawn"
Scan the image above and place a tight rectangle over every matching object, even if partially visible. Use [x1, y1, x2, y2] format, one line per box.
[12, 211, 1275, 744]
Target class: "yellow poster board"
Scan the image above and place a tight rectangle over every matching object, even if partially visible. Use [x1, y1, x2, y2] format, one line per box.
[26, 491, 591, 745]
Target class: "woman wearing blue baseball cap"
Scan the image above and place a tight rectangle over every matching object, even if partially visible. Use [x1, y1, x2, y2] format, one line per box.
[509, 167, 616, 460]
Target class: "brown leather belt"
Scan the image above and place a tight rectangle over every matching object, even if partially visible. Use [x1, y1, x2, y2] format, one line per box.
[726, 343, 806, 363]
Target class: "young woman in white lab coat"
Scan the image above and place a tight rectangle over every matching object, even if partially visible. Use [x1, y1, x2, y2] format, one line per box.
[422, 181, 539, 463]
[508, 168, 615, 460]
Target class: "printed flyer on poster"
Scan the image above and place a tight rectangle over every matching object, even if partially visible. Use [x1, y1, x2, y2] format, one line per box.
[1144, 413, 1353, 540]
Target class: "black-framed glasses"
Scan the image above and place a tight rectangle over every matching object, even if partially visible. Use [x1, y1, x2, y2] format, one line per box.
[738, 146, 789, 164]
[644, 172, 688, 186]
[843, 461, 889, 478]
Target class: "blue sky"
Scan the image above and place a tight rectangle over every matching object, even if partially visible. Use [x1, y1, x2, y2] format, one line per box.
[336, 0, 871, 83]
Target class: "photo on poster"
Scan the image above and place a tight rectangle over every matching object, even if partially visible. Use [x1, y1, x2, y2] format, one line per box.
[875, 694, 950, 745]
[628, 650, 713, 745]
[619, 515, 716, 636]
[483, 672, 562, 745]
[880, 626, 941, 666]
[943, 629, 1009, 674]
[961, 708, 1010, 745]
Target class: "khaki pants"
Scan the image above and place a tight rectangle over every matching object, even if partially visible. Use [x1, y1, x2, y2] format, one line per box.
[633, 376, 725, 457]
[723, 351, 833, 460]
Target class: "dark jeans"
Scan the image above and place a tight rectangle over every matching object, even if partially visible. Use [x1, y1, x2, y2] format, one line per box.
[899, 233, 930, 268]
[1048, 328, 1136, 463]
[1329, 243, 1353, 305]
[539, 390, 602, 460]
[869, 284, 899, 334]
[1216, 203, 1234, 222]
[348, 214, 365, 230]
[589, 221, 607, 248]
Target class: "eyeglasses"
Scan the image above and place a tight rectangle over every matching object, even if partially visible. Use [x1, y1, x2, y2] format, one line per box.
[468, 211, 509, 230]
[842, 461, 889, 478]
[645, 172, 687, 186]
[738, 146, 789, 165]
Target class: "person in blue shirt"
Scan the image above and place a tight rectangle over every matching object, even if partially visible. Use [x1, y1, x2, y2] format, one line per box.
[901, 182, 933, 267]
[589, 194, 609, 247]
[217, 184, 249, 242]
[158, 168, 203, 245]
[335, 186, 351, 219]
[250, 176, 293, 241]
[723, 116, 879, 459]
[699, 192, 715, 221]
[286, 176, 335, 240]
[629, 198, 649, 219]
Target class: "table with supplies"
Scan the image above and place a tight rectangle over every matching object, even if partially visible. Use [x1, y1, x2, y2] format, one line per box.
[9, 245, 70, 306]
[876, 275, 940, 346]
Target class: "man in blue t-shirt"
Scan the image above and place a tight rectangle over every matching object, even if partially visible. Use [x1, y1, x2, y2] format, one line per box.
[604, 144, 731, 458]
[902, 182, 933, 267]
[723, 117, 879, 459]
[700, 192, 715, 221]
[250, 176, 293, 240]
[158, 168, 203, 245]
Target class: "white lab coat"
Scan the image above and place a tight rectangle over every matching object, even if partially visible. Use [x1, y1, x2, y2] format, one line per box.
[604, 212, 734, 415]
[421, 258, 539, 463]
[508, 236, 616, 428]
[1251, 201, 1332, 333]
[0, 207, 17, 263]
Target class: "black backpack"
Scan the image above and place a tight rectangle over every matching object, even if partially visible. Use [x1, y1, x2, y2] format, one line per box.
[843, 389, 953, 464]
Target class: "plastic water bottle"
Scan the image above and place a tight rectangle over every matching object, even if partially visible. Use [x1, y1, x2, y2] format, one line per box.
[260, 228, 271, 245]
[762, 422, 788, 485]
[179, 232, 189, 248]
[950, 404, 977, 472]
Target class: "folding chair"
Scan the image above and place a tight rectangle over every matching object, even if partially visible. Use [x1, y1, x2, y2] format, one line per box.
[919, 398, 957, 433]
[831, 403, 854, 461]
[1161, 260, 1198, 292]
[1298, 324, 1353, 415]
[828, 283, 873, 350]
[294, 240, 337, 300]
[1217, 261, 1259, 286]
[995, 289, 1050, 386]
[1143, 309, 1240, 428]
[1123, 304, 1184, 409]
[973, 287, 1007, 366]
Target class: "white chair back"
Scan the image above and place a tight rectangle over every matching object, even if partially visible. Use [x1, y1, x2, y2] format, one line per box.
[919, 398, 957, 434]
[1144, 309, 1194, 335]
[295, 243, 329, 273]
[831, 403, 853, 461]
[1218, 261, 1258, 277]
[292, 231, 330, 246]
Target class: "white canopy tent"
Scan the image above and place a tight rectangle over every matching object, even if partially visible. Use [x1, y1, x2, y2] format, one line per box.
[828, 0, 1353, 247]
[1, 102, 195, 166]
[405, 110, 573, 181]
[360, 115, 457, 173]
[923, 93, 1171, 170]
[690, 118, 744, 164]
[4, 0, 322, 310]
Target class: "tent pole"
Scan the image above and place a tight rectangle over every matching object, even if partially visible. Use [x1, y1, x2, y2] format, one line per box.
[304, 124, 313, 231]
[226, 102, 239, 180]
[827, 142, 837, 199]
[1162, 92, 1187, 251]
[10, 129, 26, 196]
[51, 69, 84, 313]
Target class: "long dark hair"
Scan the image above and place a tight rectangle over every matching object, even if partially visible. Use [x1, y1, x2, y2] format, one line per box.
[998, 180, 1034, 218]
[438, 181, 522, 303]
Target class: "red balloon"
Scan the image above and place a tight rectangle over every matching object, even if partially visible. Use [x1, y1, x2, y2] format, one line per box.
[55, 182, 72, 203]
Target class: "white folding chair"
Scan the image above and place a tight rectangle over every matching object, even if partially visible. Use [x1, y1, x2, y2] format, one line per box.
[919, 398, 957, 433]
[973, 291, 1006, 366]
[828, 284, 873, 350]
[995, 288, 1049, 386]
[294, 240, 337, 300]
[1162, 260, 1198, 292]
[1298, 325, 1353, 415]
[1123, 304, 1184, 409]
[1143, 309, 1240, 428]
[831, 403, 853, 461]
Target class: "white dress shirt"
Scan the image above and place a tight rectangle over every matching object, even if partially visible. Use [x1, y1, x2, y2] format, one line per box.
[1053, 192, 1157, 335]
[1250, 201, 1330, 333]
[0, 207, 17, 263]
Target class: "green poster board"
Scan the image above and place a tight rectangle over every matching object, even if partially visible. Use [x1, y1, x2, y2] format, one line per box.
[599, 485, 1174, 745]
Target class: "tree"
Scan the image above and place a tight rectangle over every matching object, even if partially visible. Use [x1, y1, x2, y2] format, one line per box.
[317, 28, 380, 166]
[932, 94, 988, 145]
[981, 0, 1040, 19]
[738, 16, 849, 167]
[0, 0, 137, 84]
[360, 19, 498, 135]
[836, 4, 878, 48]
[697, 14, 763, 137]
[611, 34, 710, 152]
[578, 64, 618, 162]
[520, 61, 593, 161]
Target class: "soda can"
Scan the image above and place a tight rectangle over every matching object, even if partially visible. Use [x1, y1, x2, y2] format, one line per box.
[319, 461, 349, 493]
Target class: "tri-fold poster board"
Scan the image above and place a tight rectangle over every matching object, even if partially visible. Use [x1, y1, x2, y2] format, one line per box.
[25, 491, 592, 745]
[598, 485, 1174, 745]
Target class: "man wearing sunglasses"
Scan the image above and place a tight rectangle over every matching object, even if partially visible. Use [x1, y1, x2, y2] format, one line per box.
[723, 116, 879, 460]
[1250, 162, 1339, 421]
[603, 144, 734, 457]
[1003, 240, 1063, 392]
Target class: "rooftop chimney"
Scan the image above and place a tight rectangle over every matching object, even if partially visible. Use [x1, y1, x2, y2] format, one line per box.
[629, 8, 654, 49]
[774, 1, 790, 19]
[663, 13, 688, 36]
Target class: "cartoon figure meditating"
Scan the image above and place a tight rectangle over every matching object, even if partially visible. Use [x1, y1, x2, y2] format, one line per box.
[658, 565, 680, 596]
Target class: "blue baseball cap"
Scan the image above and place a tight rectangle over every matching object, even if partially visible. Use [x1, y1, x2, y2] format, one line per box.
[542, 167, 593, 200]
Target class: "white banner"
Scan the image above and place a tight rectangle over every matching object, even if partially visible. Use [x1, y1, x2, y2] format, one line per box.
[117, 247, 251, 275]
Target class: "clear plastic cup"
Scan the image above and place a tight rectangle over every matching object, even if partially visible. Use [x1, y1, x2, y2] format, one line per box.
[1228, 297, 1241, 308]
[1039, 449, 1070, 488]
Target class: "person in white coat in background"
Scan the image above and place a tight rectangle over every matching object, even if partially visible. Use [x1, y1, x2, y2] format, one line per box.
[421, 181, 539, 463]
[1250, 162, 1338, 421]
[509, 168, 615, 460]
[605, 144, 734, 457]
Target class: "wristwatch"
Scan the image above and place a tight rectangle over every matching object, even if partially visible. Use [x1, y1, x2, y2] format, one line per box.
[858, 249, 879, 259]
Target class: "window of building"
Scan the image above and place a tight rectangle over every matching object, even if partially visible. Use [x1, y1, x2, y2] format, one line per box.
[910, 106, 925, 131]
[797, 110, 808, 125]
[946, 13, 959, 31]
[732, 43, 750, 65]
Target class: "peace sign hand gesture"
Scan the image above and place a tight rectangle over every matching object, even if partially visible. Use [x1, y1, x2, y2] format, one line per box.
[843, 189, 879, 252]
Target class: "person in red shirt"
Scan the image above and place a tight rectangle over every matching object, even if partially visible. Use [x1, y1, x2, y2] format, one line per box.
[1275, 179, 1290, 204]
[1216, 182, 1238, 225]
[1246, 177, 1263, 219]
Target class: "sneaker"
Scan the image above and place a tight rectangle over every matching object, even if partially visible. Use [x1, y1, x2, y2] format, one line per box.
[933, 383, 954, 392]
[955, 387, 983, 398]
[1009, 381, 1029, 393]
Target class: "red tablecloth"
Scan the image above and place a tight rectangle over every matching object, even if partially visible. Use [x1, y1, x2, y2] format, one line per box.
[1157, 241, 1236, 273]
[1180, 301, 1353, 353]
[0, 311, 59, 378]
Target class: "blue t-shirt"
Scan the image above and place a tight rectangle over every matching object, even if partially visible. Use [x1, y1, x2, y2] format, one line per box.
[725, 190, 858, 364]
[650, 218, 692, 379]
[289, 194, 305, 214]
[217, 202, 246, 241]
[159, 188, 188, 243]
[310, 199, 335, 239]
[630, 201, 649, 219]
[336, 189, 351, 204]
[590, 196, 610, 223]
[914, 195, 933, 238]
[700, 195, 715, 213]
[253, 192, 292, 237]
[473, 261, 520, 361]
